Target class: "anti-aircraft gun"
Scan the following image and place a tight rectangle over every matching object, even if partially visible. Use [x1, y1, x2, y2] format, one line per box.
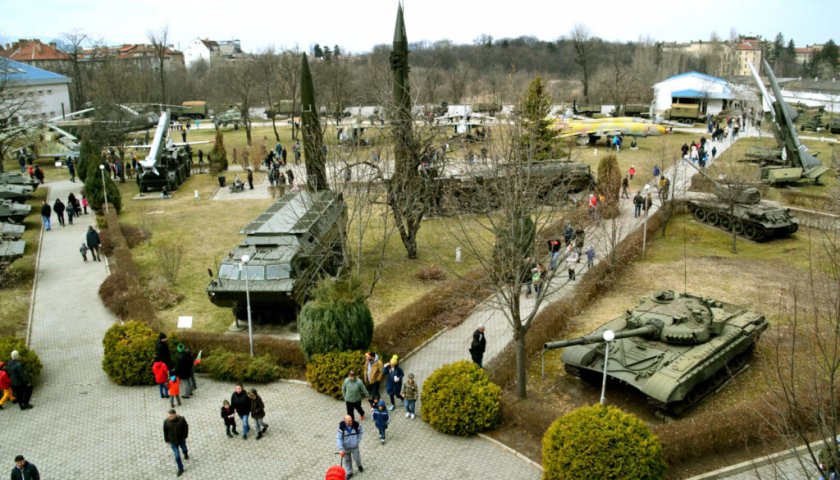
[748, 60, 828, 185]
[136, 111, 192, 192]
[544, 290, 768, 415]
[683, 161, 798, 241]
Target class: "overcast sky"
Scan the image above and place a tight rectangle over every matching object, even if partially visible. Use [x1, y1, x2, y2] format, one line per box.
[0, 0, 835, 54]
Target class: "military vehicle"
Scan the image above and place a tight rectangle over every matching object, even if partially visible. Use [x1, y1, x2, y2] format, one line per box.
[180, 101, 207, 119]
[207, 191, 346, 323]
[668, 103, 701, 123]
[0, 223, 25, 240]
[544, 290, 768, 415]
[425, 160, 594, 215]
[748, 60, 828, 185]
[0, 239, 26, 269]
[136, 111, 192, 192]
[743, 146, 783, 166]
[688, 187, 798, 241]
[213, 108, 242, 129]
[0, 200, 31, 224]
[0, 184, 34, 203]
[830, 117, 840, 134]
[0, 173, 39, 191]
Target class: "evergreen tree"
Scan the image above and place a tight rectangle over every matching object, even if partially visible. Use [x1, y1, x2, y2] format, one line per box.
[518, 76, 556, 161]
[298, 277, 373, 359]
[313, 44, 323, 59]
[333, 45, 341, 57]
[208, 129, 228, 172]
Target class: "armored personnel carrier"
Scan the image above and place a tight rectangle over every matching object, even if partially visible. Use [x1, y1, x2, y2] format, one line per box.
[0, 223, 25, 240]
[207, 190, 346, 323]
[0, 173, 39, 191]
[0, 200, 31, 224]
[0, 239, 25, 269]
[0, 184, 34, 203]
[213, 108, 242, 129]
[687, 186, 798, 241]
[544, 290, 768, 415]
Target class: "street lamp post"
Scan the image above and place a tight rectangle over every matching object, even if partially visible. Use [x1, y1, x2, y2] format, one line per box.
[99, 164, 109, 214]
[241, 254, 254, 357]
[600, 329, 615, 405]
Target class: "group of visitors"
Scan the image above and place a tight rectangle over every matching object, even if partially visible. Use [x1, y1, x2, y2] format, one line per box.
[40, 193, 89, 232]
[0, 351, 34, 411]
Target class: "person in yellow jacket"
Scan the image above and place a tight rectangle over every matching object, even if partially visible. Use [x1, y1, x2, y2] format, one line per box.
[364, 352, 383, 409]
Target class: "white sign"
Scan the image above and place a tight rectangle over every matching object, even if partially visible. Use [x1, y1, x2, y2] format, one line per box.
[177, 316, 193, 329]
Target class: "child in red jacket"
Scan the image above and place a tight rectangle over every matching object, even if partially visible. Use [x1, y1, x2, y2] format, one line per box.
[0, 362, 14, 408]
[153, 358, 169, 399]
[168, 375, 181, 407]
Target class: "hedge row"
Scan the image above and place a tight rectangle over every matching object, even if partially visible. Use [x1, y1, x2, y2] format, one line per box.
[176, 330, 306, 378]
[98, 208, 158, 328]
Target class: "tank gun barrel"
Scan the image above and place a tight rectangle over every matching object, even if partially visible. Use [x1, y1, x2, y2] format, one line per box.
[543, 325, 658, 350]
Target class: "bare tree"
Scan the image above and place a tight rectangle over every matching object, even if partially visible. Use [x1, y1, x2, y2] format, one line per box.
[255, 47, 282, 141]
[215, 59, 258, 146]
[147, 25, 170, 105]
[279, 47, 302, 140]
[570, 23, 595, 103]
[0, 60, 36, 174]
[60, 30, 89, 109]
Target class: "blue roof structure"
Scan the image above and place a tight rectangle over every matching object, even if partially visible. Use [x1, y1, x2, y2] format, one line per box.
[0, 58, 70, 86]
[671, 88, 734, 100]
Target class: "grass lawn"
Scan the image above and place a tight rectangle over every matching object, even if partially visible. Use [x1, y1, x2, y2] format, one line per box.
[0, 185, 48, 338]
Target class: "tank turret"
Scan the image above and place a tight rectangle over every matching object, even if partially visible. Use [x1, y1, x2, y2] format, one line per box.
[543, 290, 767, 415]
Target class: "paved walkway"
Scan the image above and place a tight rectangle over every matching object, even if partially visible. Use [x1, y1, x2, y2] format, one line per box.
[0, 180, 540, 478]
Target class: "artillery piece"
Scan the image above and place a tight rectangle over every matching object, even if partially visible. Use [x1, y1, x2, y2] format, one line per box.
[544, 290, 768, 415]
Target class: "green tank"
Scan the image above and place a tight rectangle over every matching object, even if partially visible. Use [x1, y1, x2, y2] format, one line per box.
[687, 187, 798, 241]
[0, 173, 39, 191]
[206, 190, 346, 323]
[212, 108, 242, 129]
[544, 290, 768, 415]
[0, 184, 34, 203]
[0, 200, 31, 224]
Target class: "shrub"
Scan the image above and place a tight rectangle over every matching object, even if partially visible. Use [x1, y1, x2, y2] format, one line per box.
[596, 153, 622, 219]
[175, 331, 305, 373]
[102, 321, 158, 386]
[421, 360, 501, 436]
[154, 241, 185, 285]
[84, 165, 122, 213]
[542, 404, 666, 480]
[0, 337, 42, 383]
[201, 350, 283, 383]
[298, 277, 373, 360]
[414, 265, 447, 282]
[306, 350, 366, 400]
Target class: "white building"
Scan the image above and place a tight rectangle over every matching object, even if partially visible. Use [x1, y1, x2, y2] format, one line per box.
[653, 71, 735, 117]
[1, 58, 71, 125]
[184, 39, 243, 67]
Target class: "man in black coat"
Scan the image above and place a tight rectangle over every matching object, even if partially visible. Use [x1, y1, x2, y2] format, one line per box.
[86, 226, 101, 261]
[231, 383, 252, 439]
[469, 326, 487, 368]
[39, 201, 51, 231]
[11, 455, 39, 480]
[163, 409, 189, 476]
[7, 351, 32, 410]
[53, 199, 65, 227]
[156, 333, 172, 368]
[176, 346, 195, 398]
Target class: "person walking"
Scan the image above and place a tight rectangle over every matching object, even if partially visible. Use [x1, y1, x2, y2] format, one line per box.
[163, 409, 189, 477]
[66, 197, 75, 225]
[86, 226, 101, 262]
[221, 400, 238, 438]
[247, 167, 254, 190]
[402, 373, 418, 419]
[168, 374, 182, 407]
[382, 355, 404, 411]
[10, 455, 39, 480]
[156, 333, 173, 369]
[79, 243, 89, 262]
[633, 191, 643, 218]
[0, 362, 14, 408]
[628, 165, 636, 180]
[81, 194, 89, 214]
[586, 246, 596, 268]
[567, 250, 579, 281]
[231, 383, 252, 439]
[363, 352, 383, 406]
[39, 201, 51, 232]
[469, 325, 487, 368]
[342, 370, 367, 422]
[621, 175, 630, 199]
[175, 345, 194, 399]
[372, 400, 391, 444]
[248, 388, 268, 439]
[152, 357, 169, 399]
[7, 351, 32, 410]
[653, 164, 661, 180]
[336, 414, 365, 478]
[53, 198, 65, 227]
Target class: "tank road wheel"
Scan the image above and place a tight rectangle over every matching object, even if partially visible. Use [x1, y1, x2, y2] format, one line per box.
[732, 221, 744, 235]
[706, 212, 719, 226]
[744, 224, 766, 241]
[719, 216, 732, 231]
[692, 208, 707, 223]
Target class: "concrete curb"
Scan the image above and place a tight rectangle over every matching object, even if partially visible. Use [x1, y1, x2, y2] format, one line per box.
[478, 433, 544, 472]
[25, 184, 49, 347]
[685, 440, 823, 480]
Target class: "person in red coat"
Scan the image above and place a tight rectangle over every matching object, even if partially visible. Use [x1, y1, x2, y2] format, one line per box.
[0, 361, 13, 408]
[153, 357, 169, 399]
